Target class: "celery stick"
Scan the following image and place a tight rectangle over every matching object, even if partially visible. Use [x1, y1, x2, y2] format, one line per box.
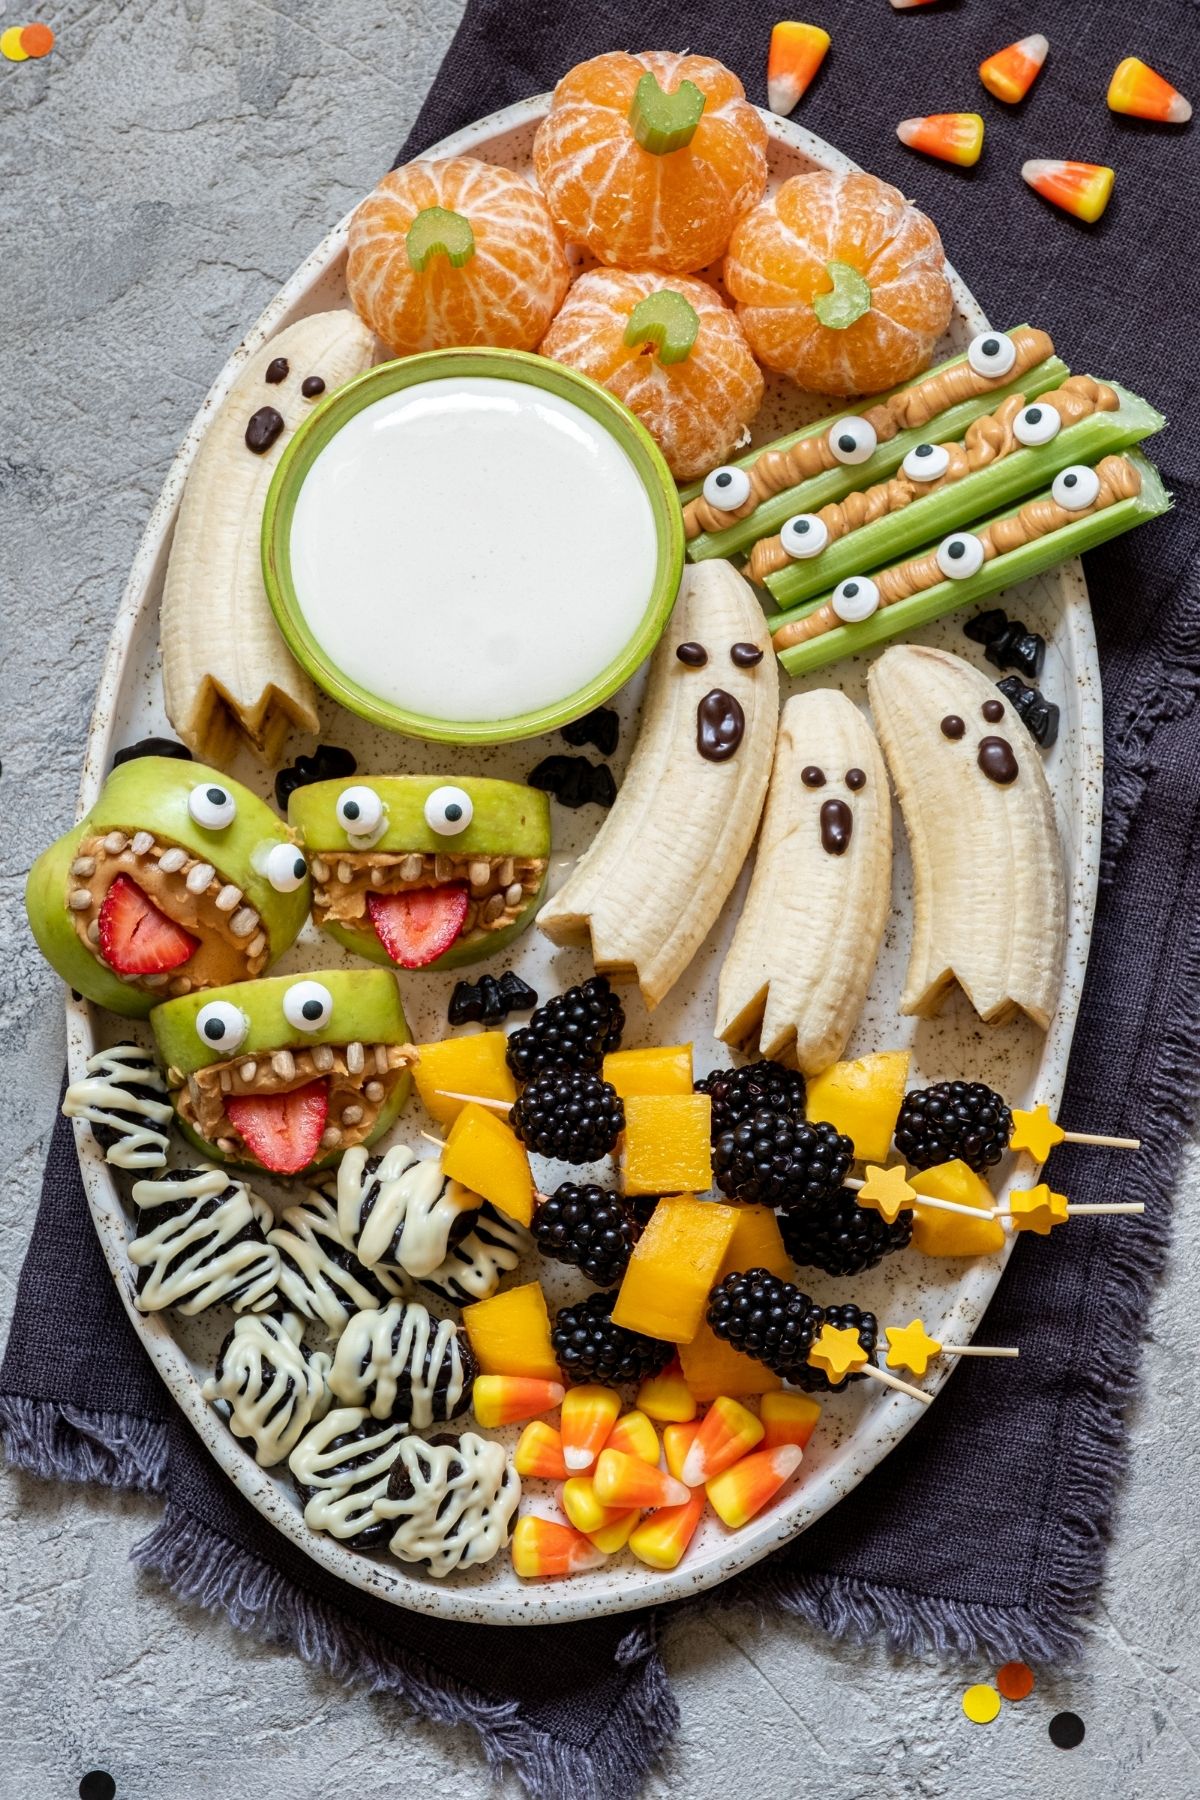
[688, 354, 1070, 564]
[764, 384, 1165, 610]
[772, 451, 1171, 679]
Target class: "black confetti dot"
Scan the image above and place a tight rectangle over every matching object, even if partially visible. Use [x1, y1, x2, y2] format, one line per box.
[1048, 1711, 1085, 1750]
[79, 1775, 117, 1800]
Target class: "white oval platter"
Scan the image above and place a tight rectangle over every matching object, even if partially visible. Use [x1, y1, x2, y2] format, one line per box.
[64, 95, 1101, 1626]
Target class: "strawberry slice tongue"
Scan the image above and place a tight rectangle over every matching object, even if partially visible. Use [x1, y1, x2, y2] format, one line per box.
[226, 1079, 329, 1174]
[97, 873, 198, 975]
[367, 883, 470, 968]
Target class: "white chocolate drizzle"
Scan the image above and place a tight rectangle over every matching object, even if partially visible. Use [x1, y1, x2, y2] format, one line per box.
[422, 1205, 528, 1305]
[334, 1144, 478, 1282]
[380, 1431, 520, 1578]
[128, 1166, 279, 1315]
[62, 1043, 173, 1171]
[328, 1301, 474, 1428]
[202, 1312, 332, 1467]
[268, 1192, 403, 1342]
[287, 1405, 407, 1543]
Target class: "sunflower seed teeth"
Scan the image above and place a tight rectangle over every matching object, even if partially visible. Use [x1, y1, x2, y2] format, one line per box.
[86, 921, 101, 944]
[272, 1050, 296, 1081]
[341, 1104, 363, 1126]
[311, 858, 330, 882]
[186, 862, 215, 894]
[505, 883, 524, 908]
[215, 884, 242, 912]
[365, 1080, 384, 1102]
[239, 1060, 258, 1083]
[170, 976, 192, 995]
[158, 847, 187, 873]
[346, 1040, 365, 1074]
[131, 831, 155, 857]
[311, 1045, 335, 1072]
[71, 856, 96, 878]
[247, 932, 267, 958]
[217, 1137, 237, 1155]
[104, 832, 128, 854]
[400, 854, 424, 881]
[337, 861, 353, 884]
[434, 854, 455, 883]
[369, 867, 385, 885]
[218, 1071, 232, 1094]
[498, 858, 515, 886]
[230, 907, 259, 937]
[166, 1066, 183, 1087]
[469, 860, 492, 891]
[482, 894, 505, 924]
[374, 1044, 389, 1075]
[68, 888, 92, 911]
[321, 1127, 342, 1148]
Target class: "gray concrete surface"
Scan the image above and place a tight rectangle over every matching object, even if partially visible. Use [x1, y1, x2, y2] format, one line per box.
[2, 5, 1198, 1796]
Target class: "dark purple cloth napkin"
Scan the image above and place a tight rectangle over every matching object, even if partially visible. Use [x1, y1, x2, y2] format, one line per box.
[5, 2, 1200, 1794]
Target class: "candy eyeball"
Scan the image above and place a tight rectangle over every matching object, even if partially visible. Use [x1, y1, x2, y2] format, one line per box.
[188, 783, 237, 830]
[195, 999, 248, 1054]
[1051, 464, 1101, 511]
[780, 513, 830, 559]
[902, 442, 951, 482]
[264, 841, 308, 893]
[828, 417, 878, 466]
[424, 785, 474, 836]
[830, 576, 880, 623]
[936, 533, 986, 580]
[1013, 402, 1062, 447]
[336, 785, 384, 837]
[702, 465, 752, 511]
[967, 332, 1017, 379]
[283, 980, 333, 1033]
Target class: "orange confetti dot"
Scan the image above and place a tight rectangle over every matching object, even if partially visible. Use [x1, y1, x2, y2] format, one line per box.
[997, 1660, 1036, 1701]
[962, 1683, 1002, 1723]
[21, 22, 55, 58]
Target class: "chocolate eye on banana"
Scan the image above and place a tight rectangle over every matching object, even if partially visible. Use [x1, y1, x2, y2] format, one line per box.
[25, 758, 311, 1018]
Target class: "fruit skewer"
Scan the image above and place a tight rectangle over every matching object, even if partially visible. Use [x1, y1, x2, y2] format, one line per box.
[883, 1319, 1018, 1378]
[994, 1184, 1145, 1234]
[1008, 1102, 1140, 1159]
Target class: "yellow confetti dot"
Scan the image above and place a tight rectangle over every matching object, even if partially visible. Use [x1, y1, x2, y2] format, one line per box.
[1, 25, 30, 60]
[962, 1683, 1002, 1724]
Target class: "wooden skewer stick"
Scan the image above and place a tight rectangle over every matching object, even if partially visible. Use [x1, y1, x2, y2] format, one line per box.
[420, 1130, 446, 1149]
[1060, 1130, 1141, 1150]
[938, 1344, 1020, 1358]
[435, 1089, 512, 1113]
[994, 1202, 1145, 1219]
[860, 1363, 933, 1405]
[844, 1175, 987, 1220]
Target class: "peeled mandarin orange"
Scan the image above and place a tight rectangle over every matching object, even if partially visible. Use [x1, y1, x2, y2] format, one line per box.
[540, 270, 764, 479]
[533, 51, 768, 274]
[725, 169, 953, 395]
[346, 157, 570, 356]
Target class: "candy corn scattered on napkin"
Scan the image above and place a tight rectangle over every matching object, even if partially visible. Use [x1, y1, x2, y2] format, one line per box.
[5, 3, 1200, 1795]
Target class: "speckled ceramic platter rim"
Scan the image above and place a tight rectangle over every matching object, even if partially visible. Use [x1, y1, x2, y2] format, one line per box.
[64, 97, 1102, 1626]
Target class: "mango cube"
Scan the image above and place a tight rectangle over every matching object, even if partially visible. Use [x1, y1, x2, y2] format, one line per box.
[759, 1392, 821, 1452]
[412, 1031, 517, 1127]
[628, 1492, 706, 1570]
[603, 1044, 694, 1100]
[805, 1051, 911, 1164]
[620, 1093, 713, 1197]
[910, 1159, 1004, 1256]
[678, 1205, 789, 1401]
[611, 1194, 738, 1343]
[442, 1102, 533, 1226]
[463, 1281, 560, 1380]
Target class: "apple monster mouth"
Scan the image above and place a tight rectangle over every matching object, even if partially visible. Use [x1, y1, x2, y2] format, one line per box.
[309, 850, 547, 948]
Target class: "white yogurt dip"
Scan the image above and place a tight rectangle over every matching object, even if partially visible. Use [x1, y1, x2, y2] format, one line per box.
[288, 374, 661, 723]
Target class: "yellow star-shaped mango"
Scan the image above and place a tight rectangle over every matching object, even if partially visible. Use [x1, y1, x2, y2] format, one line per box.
[808, 1323, 869, 1383]
[856, 1163, 916, 1225]
[1009, 1104, 1065, 1162]
[884, 1318, 942, 1378]
[1008, 1183, 1069, 1235]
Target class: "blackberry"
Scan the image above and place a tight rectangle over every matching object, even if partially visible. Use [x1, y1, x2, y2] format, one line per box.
[780, 1188, 912, 1277]
[894, 1080, 1012, 1173]
[705, 1269, 823, 1380]
[506, 974, 625, 1080]
[533, 1183, 639, 1287]
[713, 1109, 852, 1211]
[511, 1068, 625, 1162]
[789, 1302, 878, 1394]
[695, 1061, 808, 1137]
[551, 1291, 671, 1386]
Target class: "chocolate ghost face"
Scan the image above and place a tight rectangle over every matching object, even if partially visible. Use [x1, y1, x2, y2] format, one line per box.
[675, 636, 767, 761]
[799, 762, 869, 854]
[940, 698, 1021, 785]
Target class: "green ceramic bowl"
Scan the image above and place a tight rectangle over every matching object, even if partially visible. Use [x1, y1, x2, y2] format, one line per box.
[261, 347, 685, 745]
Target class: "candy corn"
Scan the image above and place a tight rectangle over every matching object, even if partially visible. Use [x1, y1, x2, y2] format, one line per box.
[1022, 159, 1114, 224]
[636, 1361, 697, 1424]
[629, 1492, 707, 1570]
[766, 21, 830, 116]
[707, 1444, 803, 1529]
[759, 1391, 822, 1452]
[606, 1410, 661, 1465]
[979, 34, 1049, 105]
[1107, 56, 1191, 125]
[561, 1478, 641, 1553]
[897, 113, 985, 168]
[680, 1397, 764, 1487]
[472, 1375, 565, 1429]
[663, 1420, 701, 1483]
[512, 1515, 607, 1578]
[560, 1383, 621, 1472]
[514, 1420, 569, 1481]
[593, 1448, 690, 1511]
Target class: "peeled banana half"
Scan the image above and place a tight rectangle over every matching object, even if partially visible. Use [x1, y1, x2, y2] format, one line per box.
[868, 643, 1065, 1030]
[716, 689, 892, 1072]
[538, 558, 779, 1010]
[160, 309, 375, 767]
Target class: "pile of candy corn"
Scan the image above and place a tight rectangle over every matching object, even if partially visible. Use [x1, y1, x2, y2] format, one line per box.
[766, 17, 1191, 225]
